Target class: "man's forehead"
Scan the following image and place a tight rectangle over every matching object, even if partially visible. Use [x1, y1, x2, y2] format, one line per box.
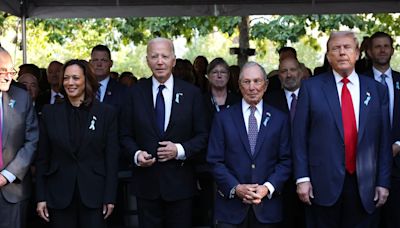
[91, 51, 110, 58]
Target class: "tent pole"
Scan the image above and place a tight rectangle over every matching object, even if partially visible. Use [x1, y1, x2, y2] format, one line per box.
[20, 0, 27, 64]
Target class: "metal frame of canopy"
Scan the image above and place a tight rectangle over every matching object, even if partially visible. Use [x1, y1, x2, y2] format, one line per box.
[1, 0, 399, 63]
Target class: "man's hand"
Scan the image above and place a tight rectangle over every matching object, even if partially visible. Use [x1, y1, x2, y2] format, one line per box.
[103, 204, 115, 219]
[392, 143, 400, 157]
[251, 185, 269, 204]
[374, 186, 389, 208]
[157, 141, 178, 162]
[137, 151, 156, 167]
[36, 201, 50, 222]
[235, 184, 259, 204]
[0, 174, 7, 187]
[297, 181, 314, 205]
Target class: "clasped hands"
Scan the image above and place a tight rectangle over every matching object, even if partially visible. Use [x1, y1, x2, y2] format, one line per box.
[137, 141, 177, 167]
[235, 184, 269, 205]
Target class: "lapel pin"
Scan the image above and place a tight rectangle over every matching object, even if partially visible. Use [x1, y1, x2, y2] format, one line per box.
[107, 91, 112, 96]
[8, 99, 16, 109]
[364, 92, 371, 106]
[396, 81, 400, 90]
[263, 112, 271, 127]
[89, 115, 97, 131]
[175, 93, 183, 103]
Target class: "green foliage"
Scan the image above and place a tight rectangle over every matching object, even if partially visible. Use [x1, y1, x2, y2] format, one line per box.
[2, 12, 400, 77]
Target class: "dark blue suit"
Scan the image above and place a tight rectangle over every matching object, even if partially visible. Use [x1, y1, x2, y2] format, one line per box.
[207, 101, 291, 224]
[293, 72, 392, 216]
[364, 69, 400, 228]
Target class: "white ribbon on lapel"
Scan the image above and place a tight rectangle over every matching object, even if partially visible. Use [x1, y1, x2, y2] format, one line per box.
[175, 93, 183, 103]
[364, 92, 371, 106]
[89, 116, 97, 131]
[8, 99, 16, 109]
[263, 112, 271, 127]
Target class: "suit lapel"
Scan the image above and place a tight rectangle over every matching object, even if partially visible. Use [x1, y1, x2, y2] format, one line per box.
[322, 73, 344, 141]
[142, 78, 160, 137]
[2, 92, 13, 145]
[103, 78, 114, 103]
[357, 77, 370, 144]
[253, 103, 271, 158]
[232, 103, 252, 157]
[164, 79, 180, 136]
[391, 72, 400, 131]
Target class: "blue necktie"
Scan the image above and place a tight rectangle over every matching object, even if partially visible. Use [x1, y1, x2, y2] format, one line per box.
[380, 74, 388, 90]
[155, 85, 166, 135]
[290, 93, 297, 122]
[248, 106, 258, 155]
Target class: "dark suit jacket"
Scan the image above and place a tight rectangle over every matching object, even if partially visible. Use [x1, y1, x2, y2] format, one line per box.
[1, 85, 38, 203]
[364, 69, 400, 177]
[292, 71, 392, 214]
[36, 100, 119, 209]
[102, 77, 127, 113]
[264, 89, 289, 114]
[207, 101, 291, 224]
[120, 77, 208, 201]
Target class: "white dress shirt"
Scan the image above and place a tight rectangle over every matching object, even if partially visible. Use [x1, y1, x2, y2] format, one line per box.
[50, 89, 64, 104]
[284, 88, 300, 111]
[241, 99, 275, 198]
[98, 76, 110, 102]
[372, 67, 394, 125]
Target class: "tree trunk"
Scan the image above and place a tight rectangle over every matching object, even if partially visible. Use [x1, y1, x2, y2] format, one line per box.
[238, 16, 249, 68]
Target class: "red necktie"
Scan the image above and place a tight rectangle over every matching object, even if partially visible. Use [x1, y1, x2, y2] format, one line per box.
[341, 78, 357, 174]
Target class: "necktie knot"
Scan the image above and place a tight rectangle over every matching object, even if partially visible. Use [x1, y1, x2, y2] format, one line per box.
[250, 106, 256, 114]
[291, 93, 296, 100]
[380, 74, 388, 86]
[341, 77, 350, 85]
[159, 84, 166, 91]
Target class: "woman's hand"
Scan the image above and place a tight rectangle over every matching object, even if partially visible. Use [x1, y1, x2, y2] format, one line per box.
[36, 201, 50, 222]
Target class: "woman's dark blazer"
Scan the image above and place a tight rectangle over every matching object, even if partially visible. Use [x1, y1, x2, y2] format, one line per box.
[35, 100, 119, 209]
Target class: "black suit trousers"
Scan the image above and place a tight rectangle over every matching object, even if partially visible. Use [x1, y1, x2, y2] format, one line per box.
[48, 187, 105, 228]
[136, 197, 192, 228]
[305, 173, 374, 228]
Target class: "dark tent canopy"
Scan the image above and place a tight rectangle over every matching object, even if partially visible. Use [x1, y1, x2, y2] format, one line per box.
[1, 0, 399, 18]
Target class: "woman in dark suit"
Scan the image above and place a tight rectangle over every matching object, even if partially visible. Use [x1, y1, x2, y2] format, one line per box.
[35, 59, 119, 228]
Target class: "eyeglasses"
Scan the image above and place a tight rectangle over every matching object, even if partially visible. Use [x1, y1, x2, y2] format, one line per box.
[240, 79, 265, 86]
[0, 69, 17, 77]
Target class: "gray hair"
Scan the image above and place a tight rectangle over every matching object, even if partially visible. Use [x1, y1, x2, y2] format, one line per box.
[239, 61, 268, 81]
[147, 37, 175, 56]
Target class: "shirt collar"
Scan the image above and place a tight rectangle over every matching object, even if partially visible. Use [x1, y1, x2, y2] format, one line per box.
[284, 88, 299, 98]
[372, 66, 392, 78]
[99, 76, 110, 88]
[152, 75, 174, 91]
[333, 69, 358, 85]
[242, 98, 263, 114]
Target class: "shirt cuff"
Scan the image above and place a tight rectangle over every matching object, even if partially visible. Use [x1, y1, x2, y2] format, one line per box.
[296, 177, 311, 185]
[395, 141, 400, 147]
[175, 144, 186, 160]
[1, 170, 16, 183]
[263, 182, 275, 199]
[134, 150, 141, 166]
[229, 185, 237, 199]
